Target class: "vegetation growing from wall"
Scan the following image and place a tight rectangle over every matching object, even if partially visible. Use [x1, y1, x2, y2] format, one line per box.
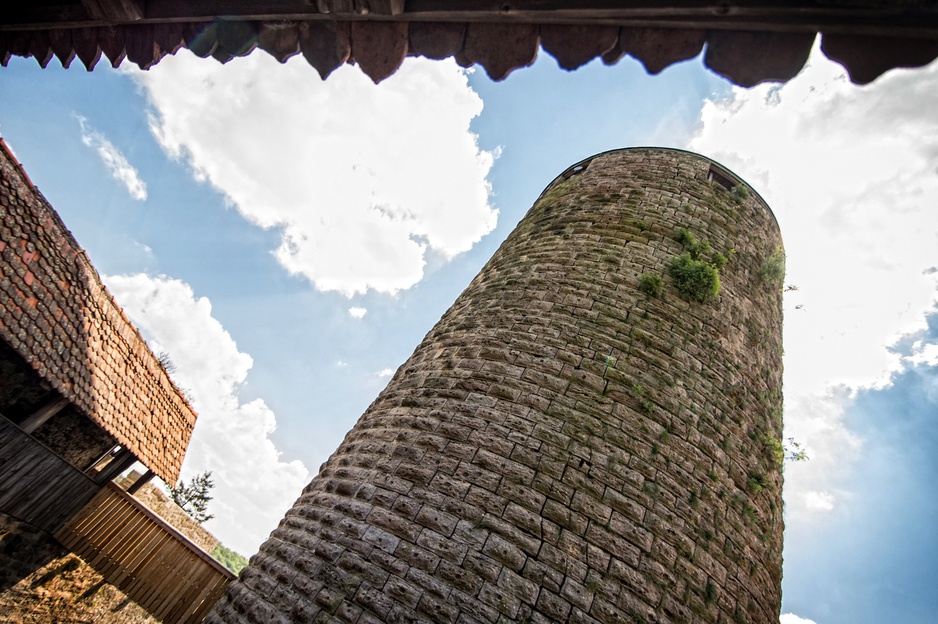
[731, 184, 750, 204]
[638, 273, 663, 297]
[668, 228, 724, 302]
[760, 247, 786, 286]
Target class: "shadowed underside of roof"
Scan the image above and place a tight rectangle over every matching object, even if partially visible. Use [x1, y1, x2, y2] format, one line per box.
[2, 1, 938, 86]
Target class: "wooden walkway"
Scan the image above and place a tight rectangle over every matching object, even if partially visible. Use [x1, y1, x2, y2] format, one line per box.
[0, 416, 234, 622]
[55, 483, 235, 624]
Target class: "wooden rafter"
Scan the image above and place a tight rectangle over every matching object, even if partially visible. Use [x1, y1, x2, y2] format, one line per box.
[2, 1, 937, 38]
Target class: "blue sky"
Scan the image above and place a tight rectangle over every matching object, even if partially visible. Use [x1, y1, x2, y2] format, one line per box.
[1, 40, 937, 624]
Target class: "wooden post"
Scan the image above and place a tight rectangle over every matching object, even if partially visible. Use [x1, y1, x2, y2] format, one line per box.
[19, 396, 70, 434]
[93, 447, 137, 484]
[126, 469, 155, 495]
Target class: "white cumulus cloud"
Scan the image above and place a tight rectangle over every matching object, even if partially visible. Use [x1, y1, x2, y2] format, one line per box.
[132, 51, 496, 297]
[348, 306, 367, 319]
[689, 46, 938, 516]
[780, 614, 819, 624]
[377, 368, 394, 378]
[76, 115, 148, 200]
[803, 490, 836, 512]
[105, 273, 310, 556]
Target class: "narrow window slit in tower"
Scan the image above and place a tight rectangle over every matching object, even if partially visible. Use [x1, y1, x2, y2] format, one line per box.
[707, 164, 738, 191]
[561, 159, 592, 180]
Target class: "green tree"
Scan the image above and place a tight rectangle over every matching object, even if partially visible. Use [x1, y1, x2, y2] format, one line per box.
[170, 470, 215, 523]
[211, 543, 249, 575]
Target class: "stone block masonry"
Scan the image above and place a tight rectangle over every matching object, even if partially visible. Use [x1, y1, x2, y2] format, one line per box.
[210, 148, 784, 624]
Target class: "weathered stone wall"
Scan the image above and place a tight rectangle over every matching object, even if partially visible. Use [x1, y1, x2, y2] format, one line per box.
[0, 139, 196, 483]
[210, 148, 784, 624]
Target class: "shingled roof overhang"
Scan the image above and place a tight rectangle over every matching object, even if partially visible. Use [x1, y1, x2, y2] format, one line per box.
[2, 1, 938, 86]
[0, 139, 196, 484]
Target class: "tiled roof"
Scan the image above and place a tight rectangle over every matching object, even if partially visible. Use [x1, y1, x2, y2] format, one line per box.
[2, 2, 937, 85]
[0, 139, 196, 484]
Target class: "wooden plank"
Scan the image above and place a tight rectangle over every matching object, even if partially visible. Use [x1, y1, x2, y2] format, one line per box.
[10, 453, 75, 511]
[96, 507, 150, 578]
[461, 21, 539, 79]
[408, 21, 465, 59]
[70, 490, 127, 551]
[189, 576, 231, 624]
[0, 441, 37, 498]
[19, 396, 70, 434]
[122, 532, 174, 597]
[29, 30, 54, 68]
[0, 31, 11, 66]
[111, 521, 165, 586]
[4, 0, 938, 42]
[153, 22, 184, 54]
[182, 21, 218, 57]
[62, 486, 117, 541]
[5, 453, 61, 508]
[7, 456, 78, 530]
[540, 24, 618, 70]
[258, 21, 301, 62]
[617, 26, 706, 73]
[96, 25, 127, 66]
[82, 0, 145, 22]
[53, 487, 111, 549]
[215, 19, 259, 56]
[317, 0, 405, 16]
[84, 498, 139, 569]
[821, 32, 938, 84]
[49, 28, 77, 65]
[299, 19, 351, 78]
[41, 473, 99, 532]
[106, 485, 232, 573]
[92, 447, 136, 484]
[139, 540, 191, 612]
[153, 554, 205, 621]
[168, 566, 221, 624]
[704, 29, 814, 86]
[350, 20, 408, 83]
[0, 419, 21, 447]
[172, 572, 218, 624]
[126, 533, 182, 603]
[124, 24, 163, 70]
[0, 422, 35, 466]
[0, 439, 48, 509]
[67, 25, 101, 67]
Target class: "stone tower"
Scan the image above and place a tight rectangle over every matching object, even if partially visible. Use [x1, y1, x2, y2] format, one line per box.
[210, 148, 785, 624]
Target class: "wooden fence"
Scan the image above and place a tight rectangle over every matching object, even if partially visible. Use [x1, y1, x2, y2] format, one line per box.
[0, 416, 101, 533]
[54, 482, 236, 623]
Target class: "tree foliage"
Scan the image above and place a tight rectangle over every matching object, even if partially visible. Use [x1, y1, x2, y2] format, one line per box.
[170, 470, 215, 523]
[211, 543, 248, 575]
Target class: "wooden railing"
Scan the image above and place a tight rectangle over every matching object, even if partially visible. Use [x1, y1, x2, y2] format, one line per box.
[54, 482, 236, 623]
[0, 416, 101, 533]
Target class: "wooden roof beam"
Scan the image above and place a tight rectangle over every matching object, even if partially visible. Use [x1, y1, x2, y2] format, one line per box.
[316, 0, 405, 16]
[82, 0, 144, 22]
[3, 1, 938, 39]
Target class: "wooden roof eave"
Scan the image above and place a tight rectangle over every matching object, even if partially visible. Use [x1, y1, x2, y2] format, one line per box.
[2, 2, 937, 89]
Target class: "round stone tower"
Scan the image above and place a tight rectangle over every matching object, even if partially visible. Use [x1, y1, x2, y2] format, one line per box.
[210, 148, 785, 624]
